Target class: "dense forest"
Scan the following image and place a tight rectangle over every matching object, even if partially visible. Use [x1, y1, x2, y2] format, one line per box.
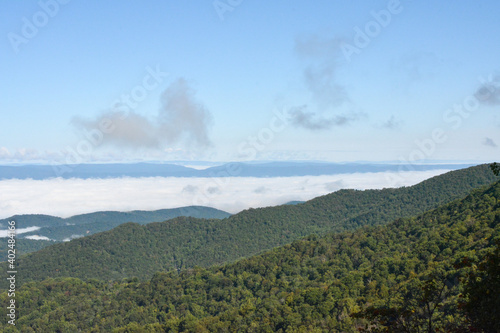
[0, 206, 231, 261]
[0, 206, 231, 231]
[1, 164, 497, 288]
[1, 174, 499, 332]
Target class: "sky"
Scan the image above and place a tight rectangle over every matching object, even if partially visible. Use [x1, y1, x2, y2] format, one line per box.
[1, 0, 500, 164]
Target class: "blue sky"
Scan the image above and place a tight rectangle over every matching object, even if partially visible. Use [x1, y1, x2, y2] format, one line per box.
[1, 0, 500, 164]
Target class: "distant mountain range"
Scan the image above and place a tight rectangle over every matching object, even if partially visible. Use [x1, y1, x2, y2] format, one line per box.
[0, 161, 475, 180]
[0, 206, 230, 232]
[0, 206, 230, 261]
[3, 163, 496, 288]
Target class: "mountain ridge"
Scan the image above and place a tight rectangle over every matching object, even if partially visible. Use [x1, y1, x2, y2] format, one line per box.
[1, 168, 498, 331]
[0, 206, 231, 231]
[0, 161, 474, 180]
[0, 206, 231, 261]
[2, 163, 496, 288]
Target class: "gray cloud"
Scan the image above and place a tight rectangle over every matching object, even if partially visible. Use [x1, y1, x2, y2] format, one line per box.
[483, 137, 497, 148]
[381, 115, 402, 129]
[182, 185, 199, 194]
[294, 35, 349, 110]
[73, 111, 159, 149]
[253, 186, 269, 194]
[72, 78, 213, 150]
[303, 66, 349, 109]
[474, 74, 500, 106]
[325, 180, 345, 192]
[294, 35, 345, 59]
[207, 186, 220, 195]
[288, 106, 364, 130]
[157, 78, 213, 148]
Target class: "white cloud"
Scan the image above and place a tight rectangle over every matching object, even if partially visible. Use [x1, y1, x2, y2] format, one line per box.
[0, 226, 41, 237]
[0, 147, 63, 164]
[0, 147, 11, 158]
[0, 170, 451, 219]
[24, 235, 52, 241]
[62, 234, 84, 242]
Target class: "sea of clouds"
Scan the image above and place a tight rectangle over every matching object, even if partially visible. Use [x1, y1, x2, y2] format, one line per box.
[0, 169, 451, 219]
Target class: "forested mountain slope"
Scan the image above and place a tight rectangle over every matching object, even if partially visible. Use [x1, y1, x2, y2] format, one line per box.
[0, 206, 231, 231]
[1, 174, 499, 332]
[0, 206, 231, 261]
[2, 164, 497, 287]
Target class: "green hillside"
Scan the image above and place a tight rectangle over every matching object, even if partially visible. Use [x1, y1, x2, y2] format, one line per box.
[1, 174, 499, 332]
[3, 164, 497, 287]
[18, 206, 231, 240]
[0, 206, 231, 262]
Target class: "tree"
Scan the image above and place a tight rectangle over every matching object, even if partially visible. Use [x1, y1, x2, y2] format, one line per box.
[489, 162, 500, 176]
[351, 270, 458, 332]
[460, 240, 500, 333]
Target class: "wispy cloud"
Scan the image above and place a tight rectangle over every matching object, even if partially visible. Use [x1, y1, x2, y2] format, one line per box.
[63, 235, 84, 242]
[0, 226, 40, 237]
[294, 35, 349, 110]
[253, 186, 269, 194]
[24, 235, 52, 241]
[72, 78, 213, 150]
[0, 147, 10, 159]
[157, 78, 213, 148]
[483, 137, 497, 148]
[288, 106, 364, 130]
[474, 74, 500, 106]
[303, 65, 349, 109]
[290, 34, 367, 132]
[0, 147, 62, 163]
[324, 179, 345, 192]
[381, 115, 402, 129]
[294, 35, 345, 59]
[206, 186, 220, 195]
[182, 185, 199, 194]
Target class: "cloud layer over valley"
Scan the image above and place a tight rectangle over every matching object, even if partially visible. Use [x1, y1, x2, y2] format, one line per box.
[0, 170, 451, 219]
